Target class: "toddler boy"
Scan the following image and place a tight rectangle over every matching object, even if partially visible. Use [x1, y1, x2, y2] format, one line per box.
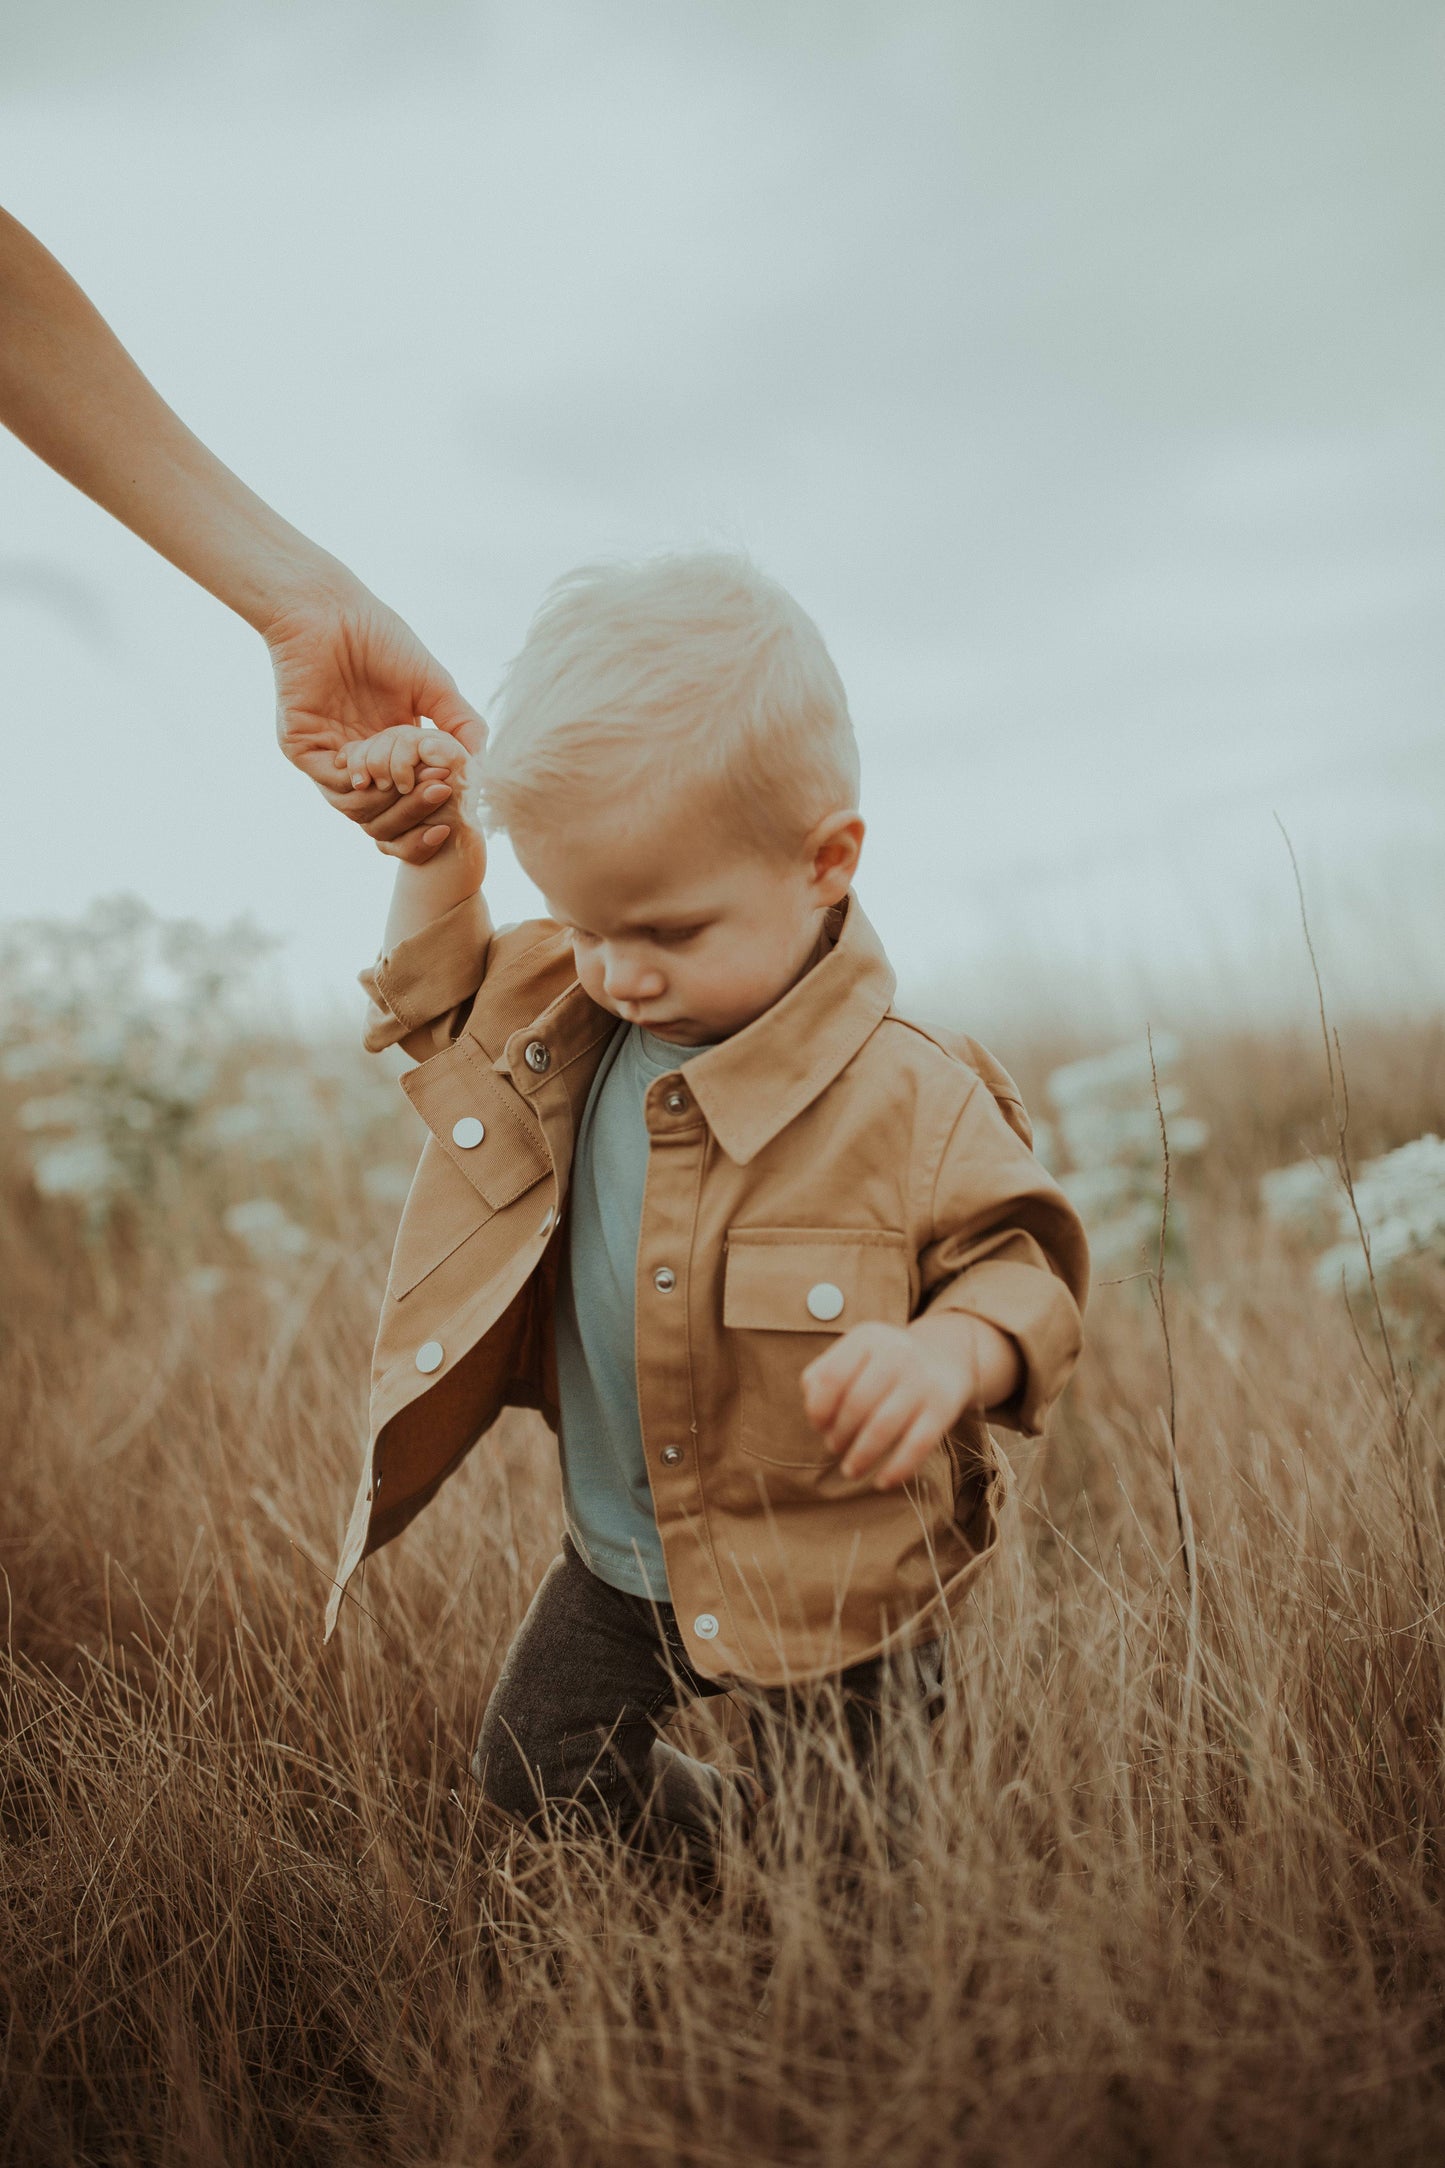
[325, 552, 1089, 1865]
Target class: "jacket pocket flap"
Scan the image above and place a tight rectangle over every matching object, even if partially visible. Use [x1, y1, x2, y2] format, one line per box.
[402, 1038, 550, 1212]
[387, 1142, 489, 1298]
[723, 1229, 911, 1334]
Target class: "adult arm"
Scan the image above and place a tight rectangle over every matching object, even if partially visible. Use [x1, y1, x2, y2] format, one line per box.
[0, 206, 479, 856]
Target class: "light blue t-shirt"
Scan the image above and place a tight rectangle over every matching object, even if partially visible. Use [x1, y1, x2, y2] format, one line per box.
[554, 1023, 715, 1598]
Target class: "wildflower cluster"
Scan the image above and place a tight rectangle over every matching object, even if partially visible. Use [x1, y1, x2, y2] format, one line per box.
[0, 896, 416, 1266]
[1261, 1133, 1445, 1292]
[1038, 1029, 1208, 1274]
[1, 896, 260, 1218]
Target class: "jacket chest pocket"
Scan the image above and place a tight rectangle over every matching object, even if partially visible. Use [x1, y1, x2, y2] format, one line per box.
[389, 1040, 551, 1298]
[722, 1228, 913, 1467]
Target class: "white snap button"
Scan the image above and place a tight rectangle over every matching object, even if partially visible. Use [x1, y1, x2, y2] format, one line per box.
[660, 1445, 683, 1467]
[693, 1613, 719, 1640]
[524, 1040, 550, 1074]
[806, 1281, 845, 1322]
[653, 1266, 677, 1293]
[415, 1340, 444, 1374]
[451, 1117, 485, 1149]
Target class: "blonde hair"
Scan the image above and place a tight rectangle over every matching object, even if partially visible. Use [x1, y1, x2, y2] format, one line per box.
[476, 550, 860, 853]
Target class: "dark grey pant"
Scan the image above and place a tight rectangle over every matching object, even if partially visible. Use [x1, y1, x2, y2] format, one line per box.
[471, 1536, 945, 1867]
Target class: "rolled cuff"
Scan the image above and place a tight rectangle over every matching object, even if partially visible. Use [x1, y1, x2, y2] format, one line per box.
[359, 890, 494, 1055]
[925, 1257, 1083, 1437]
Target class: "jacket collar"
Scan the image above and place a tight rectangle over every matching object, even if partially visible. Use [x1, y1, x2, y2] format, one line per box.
[682, 891, 896, 1165]
[506, 891, 896, 1166]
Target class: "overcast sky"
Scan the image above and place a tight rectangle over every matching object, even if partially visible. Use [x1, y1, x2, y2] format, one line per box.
[2, 0, 1442, 1037]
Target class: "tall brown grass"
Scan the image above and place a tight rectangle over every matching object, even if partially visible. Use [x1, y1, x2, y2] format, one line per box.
[3, 1012, 1444, 2165]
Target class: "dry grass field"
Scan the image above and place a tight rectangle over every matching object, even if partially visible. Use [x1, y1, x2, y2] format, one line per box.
[3, 929, 1444, 2165]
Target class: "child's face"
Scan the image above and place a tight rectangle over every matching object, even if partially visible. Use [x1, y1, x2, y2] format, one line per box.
[512, 797, 862, 1045]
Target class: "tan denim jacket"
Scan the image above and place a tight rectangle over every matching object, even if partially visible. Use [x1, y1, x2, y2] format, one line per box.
[326, 889, 1089, 1685]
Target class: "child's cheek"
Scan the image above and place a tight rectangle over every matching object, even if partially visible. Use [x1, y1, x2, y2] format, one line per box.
[571, 947, 607, 1008]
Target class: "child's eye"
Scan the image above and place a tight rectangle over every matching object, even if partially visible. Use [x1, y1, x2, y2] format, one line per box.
[567, 923, 705, 949]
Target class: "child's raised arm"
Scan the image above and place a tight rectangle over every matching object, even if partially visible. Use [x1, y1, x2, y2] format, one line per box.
[337, 726, 487, 952]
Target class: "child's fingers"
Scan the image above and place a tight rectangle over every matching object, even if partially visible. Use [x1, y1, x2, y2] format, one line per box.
[838, 1383, 918, 1480]
[387, 730, 465, 794]
[810, 1333, 909, 1454]
[417, 731, 466, 772]
[337, 727, 414, 793]
[387, 734, 420, 794]
[332, 732, 465, 794]
[800, 1332, 876, 1430]
[334, 736, 390, 778]
[345, 734, 390, 792]
[870, 1409, 946, 1491]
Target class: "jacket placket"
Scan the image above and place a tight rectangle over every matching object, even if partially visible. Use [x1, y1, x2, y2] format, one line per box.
[632, 1073, 737, 1680]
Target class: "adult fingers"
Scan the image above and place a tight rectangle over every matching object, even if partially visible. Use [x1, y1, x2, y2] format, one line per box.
[307, 764, 409, 824]
[362, 780, 457, 843]
[421, 676, 488, 757]
[374, 823, 451, 865]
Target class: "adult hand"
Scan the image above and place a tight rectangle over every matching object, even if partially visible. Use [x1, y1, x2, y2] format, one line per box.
[266, 579, 486, 862]
[0, 208, 484, 861]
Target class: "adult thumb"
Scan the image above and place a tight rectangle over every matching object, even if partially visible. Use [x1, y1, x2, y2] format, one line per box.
[422, 674, 488, 757]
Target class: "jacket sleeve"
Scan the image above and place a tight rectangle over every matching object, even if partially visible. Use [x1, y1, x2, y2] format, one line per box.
[919, 1077, 1091, 1437]
[358, 890, 495, 1061]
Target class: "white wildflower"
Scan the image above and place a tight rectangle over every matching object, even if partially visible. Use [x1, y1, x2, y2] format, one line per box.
[1260, 1158, 1336, 1237]
[1027, 1115, 1059, 1174]
[363, 1162, 417, 1207]
[1081, 1200, 1166, 1274]
[31, 1138, 119, 1197]
[223, 1198, 312, 1262]
[204, 1101, 268, 1145]
[1059, 1164, 1137, 1220]
[1045, 1031, 1207, 1270]
[3, 900, 412, 1241]
[1264, 1134, 1445, 1293]
[1046, 1032, 1182, 1108]
[1, 1043, 57, 1080]
[17, 1093, 92, 1131]
[1351, 1134, 1445, 1240]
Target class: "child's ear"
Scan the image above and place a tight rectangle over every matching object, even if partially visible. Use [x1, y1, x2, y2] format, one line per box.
[806, 810, 865, 902]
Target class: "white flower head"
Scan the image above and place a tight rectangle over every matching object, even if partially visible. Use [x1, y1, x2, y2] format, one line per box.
[223, 1197, 312, 1262]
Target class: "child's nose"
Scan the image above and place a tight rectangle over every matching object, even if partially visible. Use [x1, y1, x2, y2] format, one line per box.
[602, 951, 666, 1003]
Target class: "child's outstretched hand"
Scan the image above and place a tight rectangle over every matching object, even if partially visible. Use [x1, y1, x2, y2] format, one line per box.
[333, 725, 482, 864]
[800, 1313, 1022, 1490]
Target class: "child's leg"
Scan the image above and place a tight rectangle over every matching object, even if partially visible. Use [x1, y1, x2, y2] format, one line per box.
[744, 1637, 946, 1848]
[471, 1536, 751, 1867]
